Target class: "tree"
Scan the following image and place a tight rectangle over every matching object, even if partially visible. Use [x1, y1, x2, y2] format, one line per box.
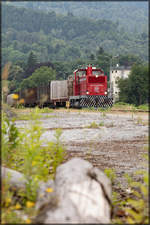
[20, 66, 56, 89]
[8, 64, 24, 93]
[96, 49, 112, 79]
[26, 51, 38, 69]
[89, 54, 95, 61]
[97, 47, 104, 56]
[119, 54, 142, 67]
[8, 65, 24, 82]
[118, 63, 148, 105]
[23, 51, 38, 79]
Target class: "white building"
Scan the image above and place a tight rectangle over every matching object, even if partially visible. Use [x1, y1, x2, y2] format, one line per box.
[109, 65, 131, 102]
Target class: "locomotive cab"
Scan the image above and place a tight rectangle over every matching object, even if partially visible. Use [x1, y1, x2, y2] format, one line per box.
[73, 65, 107, 96]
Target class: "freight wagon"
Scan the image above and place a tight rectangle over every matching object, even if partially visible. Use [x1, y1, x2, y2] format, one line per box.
[8, 65, 113, 108]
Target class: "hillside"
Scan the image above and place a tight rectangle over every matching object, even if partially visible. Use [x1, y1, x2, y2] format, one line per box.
[2, 4, 148, 66]
[5, 1, 148, 33]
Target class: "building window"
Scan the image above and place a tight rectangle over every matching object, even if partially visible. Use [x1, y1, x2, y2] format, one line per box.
[115, 70, 117, 73]
[112, 71, 113, 73]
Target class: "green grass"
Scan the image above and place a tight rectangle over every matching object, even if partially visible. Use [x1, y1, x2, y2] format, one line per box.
[86, 121, 104, 128]
[38, 107, 54, 113]
[104, 166, 149, 224]
[113, 102, 136, 110]
[86, 121, 99, 128]
[137, 104, 149, 111]
[99, 121, 104, 126]
[113, 102, 148, 112]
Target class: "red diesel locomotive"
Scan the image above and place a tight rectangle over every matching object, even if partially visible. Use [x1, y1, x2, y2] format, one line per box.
[69, 65, 113, 108]
[8, 65, 113, 108]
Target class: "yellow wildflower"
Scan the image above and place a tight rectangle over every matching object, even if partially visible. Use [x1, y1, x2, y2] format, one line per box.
[46, 187, 53, 193]
[12, 93, 19, 99]
[26, 201, 35, 208]
[32, 161, 37, 166]
[15, 203, 21, 209]
[5, 198, 11, 204]
[19, 98, 25, 104]
[5, 198, 11, 206]
[26, 219, 31, 224]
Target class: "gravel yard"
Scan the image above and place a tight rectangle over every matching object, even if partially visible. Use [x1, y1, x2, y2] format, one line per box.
[15, 109, 148, 188]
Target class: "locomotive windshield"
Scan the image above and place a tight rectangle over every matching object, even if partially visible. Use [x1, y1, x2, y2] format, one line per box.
[88, 76, 105, 83]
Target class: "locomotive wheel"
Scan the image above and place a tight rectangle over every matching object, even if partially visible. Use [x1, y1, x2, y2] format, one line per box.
[74, 101, 81, 108]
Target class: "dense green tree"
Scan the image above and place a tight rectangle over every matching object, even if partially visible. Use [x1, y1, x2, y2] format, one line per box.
[118, 54, 142, 67]
[95, 48, 112, 78]
[7, 65, 24, 93]
[118, 63, 149, 105]
[89, 54, 95, 61]
[20, 66, 56, 89]
[26, 51, 38, 69]
[23, 51, 39, 79]
[117, 78, 129, 103]
[8, 65, 24, 81]
[96, 47, 104, 56]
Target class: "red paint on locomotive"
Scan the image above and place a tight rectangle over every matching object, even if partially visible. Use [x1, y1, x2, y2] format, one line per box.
[73, 65, 107, 97]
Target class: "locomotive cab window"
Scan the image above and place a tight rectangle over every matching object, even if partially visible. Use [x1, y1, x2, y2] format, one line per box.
[88, 76, 105, 83]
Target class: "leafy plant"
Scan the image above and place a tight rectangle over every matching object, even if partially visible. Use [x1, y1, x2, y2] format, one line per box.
[2, 112, 20, 166]
[104, 168, 116, 185]
[121, 171, 149, 224]
[109, 160, 148, 224]
[99, 121, 104, 126]
[87, 121, 99, 128]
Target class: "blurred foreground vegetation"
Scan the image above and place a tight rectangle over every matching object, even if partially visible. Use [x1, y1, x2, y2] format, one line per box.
[1, 105, 149, 223]
[2, 107, 66, 223]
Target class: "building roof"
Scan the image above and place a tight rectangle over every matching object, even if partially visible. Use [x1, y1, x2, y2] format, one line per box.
[110, 66, 131, 71]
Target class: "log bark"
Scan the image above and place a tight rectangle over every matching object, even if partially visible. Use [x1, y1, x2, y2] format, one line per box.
[34, 157, 112, 224]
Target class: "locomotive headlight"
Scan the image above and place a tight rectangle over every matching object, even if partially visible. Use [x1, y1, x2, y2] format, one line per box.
[105, 91, 107, 95]
[86, 91, 89, 94]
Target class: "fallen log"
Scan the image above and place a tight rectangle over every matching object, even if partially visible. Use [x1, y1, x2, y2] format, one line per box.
[34, 157, 112, 224]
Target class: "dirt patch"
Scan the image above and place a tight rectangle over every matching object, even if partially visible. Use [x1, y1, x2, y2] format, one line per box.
[64, 138, 148, 187]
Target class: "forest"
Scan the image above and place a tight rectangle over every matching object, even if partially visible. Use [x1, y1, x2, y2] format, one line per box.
[5, 1, 148, 34]
[2, 3, 148, 67]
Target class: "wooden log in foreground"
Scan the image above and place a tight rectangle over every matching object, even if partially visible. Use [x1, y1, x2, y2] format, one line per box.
[34, 157, 112, 224]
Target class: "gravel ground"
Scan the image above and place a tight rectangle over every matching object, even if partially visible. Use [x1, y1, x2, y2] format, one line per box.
[14, 109, 149, 222]
[15, 110, 148, 188]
